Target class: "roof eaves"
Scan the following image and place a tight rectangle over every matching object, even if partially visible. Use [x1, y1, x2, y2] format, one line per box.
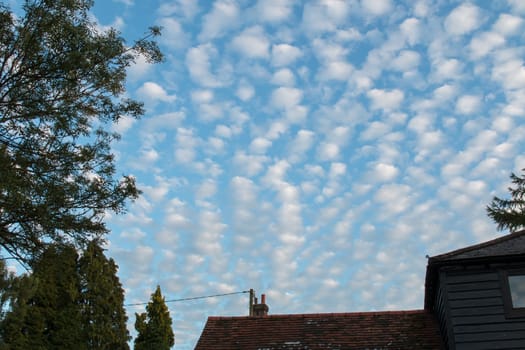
[429, 229, 525, 262]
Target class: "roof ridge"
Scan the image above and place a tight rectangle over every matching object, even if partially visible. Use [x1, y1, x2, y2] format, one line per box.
[206, 309, 429, 320]
[430, 229, 525, 260]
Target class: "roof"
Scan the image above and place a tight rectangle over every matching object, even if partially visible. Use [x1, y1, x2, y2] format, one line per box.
[429, 229, 525, 263]
[195, 310, 443, 350]
[424, 229, 525, 310]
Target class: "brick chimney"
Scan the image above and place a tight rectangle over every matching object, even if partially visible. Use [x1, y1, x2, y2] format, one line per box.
[252, 293, 269, 317]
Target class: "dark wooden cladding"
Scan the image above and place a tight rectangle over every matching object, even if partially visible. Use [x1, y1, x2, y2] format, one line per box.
[436, 268, 525, 349]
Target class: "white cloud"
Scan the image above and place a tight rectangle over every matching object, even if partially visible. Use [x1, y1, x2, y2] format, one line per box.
[391, 50, 420, 71]
[317, 61, 353, 81]
[329, 162, 346, 178]
[413, 1, 429, 17]
[328, 126, 351, 145]
[455, 95, 481, 115]
[232, 151, 269, 176]
[127, 55, 153, 82]
[444, 3, 482, 36]
[206, 137, 225, 154]
[431, 58, 464, 82]
[271, 43, 303, 67]
[493, 14, 523, 36]
[142, 111, 185, 138]
[433, 84, 457, 101]
[399, 18, 421, 46]
[508, 0, 525, 14]
[369, 163, 400, 182]
[231, 26, 270, 59]
[137, 148, 159, 166]
[271, 68, 296, 86]
[302, 0, 349, 35]
[112, 115, 136, 134]
[157, 17, 189, 49]
[271, 86, 303, 109]
[361, 0, 392, 16]
[335, 28, 363, 41]
[186, 43, 231, 87]
[317, 142, 340, 161]
[199, 0, 239, 41]
[157, 0, 200, 19]
[374, 184, 412, 217]
[175, 127, 199, 164]
[491, 58, 525, 90]
[469, 31, 505, 59]
[236, 79, 255, 101]
[250, 137, 272, 154]
[312, 39, 348, 62]
[361, 121, 391, 141]
[196, 179, 217, 200]
[253, 0, 293, 22]
[191, 89, 214, 103]
[266, 120, 288, 140]
[136, 82, 176, 103]
[367, 89, 404, 111]
[288, 129, 315, 163]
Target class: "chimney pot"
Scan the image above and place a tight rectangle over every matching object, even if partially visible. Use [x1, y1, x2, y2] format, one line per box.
[252, 293, 269, 317]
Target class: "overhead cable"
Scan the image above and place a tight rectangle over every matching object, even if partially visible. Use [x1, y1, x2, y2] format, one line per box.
[125, 290, 250, 307]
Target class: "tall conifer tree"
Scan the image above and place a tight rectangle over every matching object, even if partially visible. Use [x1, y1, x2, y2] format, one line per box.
[134, 285, 174, 350]
[79, 240, 130, 349]
[0, 244, 85, 349]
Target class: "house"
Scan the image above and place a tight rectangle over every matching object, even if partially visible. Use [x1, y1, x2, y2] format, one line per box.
[195, 229, 525, 349]
[425, 229, 525, 349]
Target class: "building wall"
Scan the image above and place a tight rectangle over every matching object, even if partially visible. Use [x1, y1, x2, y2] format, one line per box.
[437, 266, 525, 350]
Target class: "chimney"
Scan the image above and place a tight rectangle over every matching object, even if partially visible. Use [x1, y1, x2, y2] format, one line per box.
[252, 293, 269, 317]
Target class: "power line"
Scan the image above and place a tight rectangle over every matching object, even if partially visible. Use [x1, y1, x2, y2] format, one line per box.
[125, 290, 250, 307]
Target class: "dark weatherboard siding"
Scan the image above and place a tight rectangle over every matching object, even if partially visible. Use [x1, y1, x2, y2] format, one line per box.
[438, 268, 525, 350]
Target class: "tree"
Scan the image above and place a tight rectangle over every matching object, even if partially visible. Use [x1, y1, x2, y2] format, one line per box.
[134, 285, 174, 350]
[0, 242, 132, 349]
[79, 240, 130, 349]
[487, 169, 525, 232]
[0, 244, 85, 349]
[0, 0, 162, 261]
[0, 265, 37, 350]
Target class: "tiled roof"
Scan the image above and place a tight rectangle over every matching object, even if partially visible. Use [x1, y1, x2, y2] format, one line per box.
[428, 229, 525, 262]
[195, 310, 443, 350]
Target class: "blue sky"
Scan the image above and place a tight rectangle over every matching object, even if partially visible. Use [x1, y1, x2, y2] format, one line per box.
[37, 0, 525, 348]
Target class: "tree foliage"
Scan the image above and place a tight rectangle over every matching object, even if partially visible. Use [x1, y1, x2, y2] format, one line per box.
[134, 285, 174, 350]
[487, 169, 525, 232]
[0, 265, 37, 350]
[0, 244, 84, 349]
[0, 242, 130, 349]
[0, 0, 162, 261]
[79, 240, 130, 349]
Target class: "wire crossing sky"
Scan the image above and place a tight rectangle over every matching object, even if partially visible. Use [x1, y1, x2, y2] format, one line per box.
[25, 0, 524, 348]
[125, 290, 249, 307]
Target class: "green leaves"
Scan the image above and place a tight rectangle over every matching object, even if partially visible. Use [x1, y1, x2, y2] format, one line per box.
[0, 0, 161, 261]
[487, 169, 525, 232]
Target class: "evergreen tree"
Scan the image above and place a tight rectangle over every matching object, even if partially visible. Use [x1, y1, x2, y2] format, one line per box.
[134, 285, 174, 350]
[0, 269, 37, 350]
[79, 240, 130, 349]
[0, 0, 162, 262]
[0, 244, 85, 349]
[487, 169, 525, 232]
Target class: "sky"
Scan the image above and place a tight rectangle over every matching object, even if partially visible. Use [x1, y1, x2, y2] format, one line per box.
[15, 0, 525, 348]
